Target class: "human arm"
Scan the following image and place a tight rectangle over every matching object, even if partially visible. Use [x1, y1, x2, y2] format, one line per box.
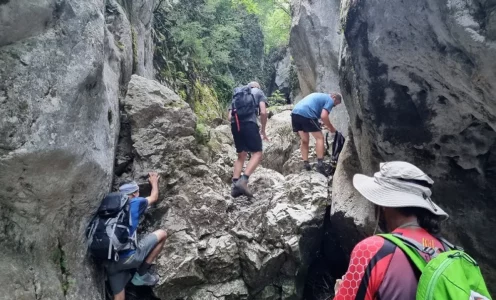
[334, 236, 387, 300]
[228, 109, 232, 122]
[321, 109, 336, 133]
[146, 172, 160, 205]
[259, 101, 268, 141]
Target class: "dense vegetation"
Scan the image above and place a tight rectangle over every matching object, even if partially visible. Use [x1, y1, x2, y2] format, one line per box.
[153, 0, 292, 124]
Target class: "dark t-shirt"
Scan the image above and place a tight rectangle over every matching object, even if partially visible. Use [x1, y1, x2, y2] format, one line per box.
[230, 87, 267, 124]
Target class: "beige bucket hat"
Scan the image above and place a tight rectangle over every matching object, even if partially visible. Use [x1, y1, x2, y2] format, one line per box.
[353, 161, 449, 220]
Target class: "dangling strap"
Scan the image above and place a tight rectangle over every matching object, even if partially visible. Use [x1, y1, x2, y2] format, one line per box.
[235, 113, 240, 132]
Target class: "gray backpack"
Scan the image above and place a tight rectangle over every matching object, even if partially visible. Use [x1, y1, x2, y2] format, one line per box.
[231, 85, 257, 131]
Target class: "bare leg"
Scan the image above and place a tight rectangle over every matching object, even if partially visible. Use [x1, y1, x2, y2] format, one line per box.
[114, 290, 125, 300]
[310, 131, 325, 159]
[244, 151, 262, 176]
[144, 229, 167, 264]
[298, 131, 310, 161]
[233, 152, 247, 179]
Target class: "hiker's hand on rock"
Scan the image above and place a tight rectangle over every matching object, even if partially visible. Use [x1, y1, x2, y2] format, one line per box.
[148, 172, 160, 185]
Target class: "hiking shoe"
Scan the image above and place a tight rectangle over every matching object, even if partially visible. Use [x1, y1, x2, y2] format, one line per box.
[316, 164, 329, 177]
[303, 162, 311, 171]
[231, 183, 243, 198]
[131, 272, 159, 286]
[235, 177, 253, 198]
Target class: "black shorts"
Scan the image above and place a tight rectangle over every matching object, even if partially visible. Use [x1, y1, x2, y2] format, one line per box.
[231, 122, 263, 153]
[291, 113, 321, 132]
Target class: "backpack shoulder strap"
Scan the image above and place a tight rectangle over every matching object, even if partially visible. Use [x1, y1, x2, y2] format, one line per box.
[437, 236, 464, 251]
[378, 233, 428, 272]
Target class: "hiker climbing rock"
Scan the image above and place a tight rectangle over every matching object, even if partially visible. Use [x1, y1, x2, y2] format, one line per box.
[228, 81, 268, 198]
[333, 162, 491, 300]
[291, 92, 342, 175]
[88, 172, 167, 300]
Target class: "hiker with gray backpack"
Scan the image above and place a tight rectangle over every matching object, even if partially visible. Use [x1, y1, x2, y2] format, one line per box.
[333, 161, 492, 300]
[87, 172, 167, 300]
[228, 81, 268, 198]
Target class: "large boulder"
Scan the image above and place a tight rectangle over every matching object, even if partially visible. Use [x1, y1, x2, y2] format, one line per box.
[339, 0, 496, 286]
[119, 76, 332, 299]
[289, 0, 349, 135]
[0, 0, 155, 298]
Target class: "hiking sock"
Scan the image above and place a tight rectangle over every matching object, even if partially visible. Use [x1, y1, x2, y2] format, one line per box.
[138, 262, 152, 276]
[241, 174, 250, 181]
[232, 178, 239, 184]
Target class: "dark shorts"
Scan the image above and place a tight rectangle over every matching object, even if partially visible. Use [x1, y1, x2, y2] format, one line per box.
[231, 122, 263, 153]
[106, 233, 159, 295]
[291, 113, 321, 133]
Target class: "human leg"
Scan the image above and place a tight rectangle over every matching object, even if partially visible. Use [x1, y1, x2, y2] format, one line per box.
[233, 152, 248, 180]
[310, 131, 326, 175]
[114, 290, 125, 300]
[130, 231, 166, 286]
[235, 123, 263, 198]
[298, 131, 310, 161]
[310, 131, 325, 160]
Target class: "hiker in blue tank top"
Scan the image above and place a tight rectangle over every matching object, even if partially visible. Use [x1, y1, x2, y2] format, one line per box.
[291, 92, 343, 175]
[106, 172, 168, 300]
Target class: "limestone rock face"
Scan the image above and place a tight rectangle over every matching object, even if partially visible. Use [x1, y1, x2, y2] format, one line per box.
[120, 77, 332, 299]
[289, 0, 349, 135]
[339, 0, 496, 284]
[0, 0, 155, 299]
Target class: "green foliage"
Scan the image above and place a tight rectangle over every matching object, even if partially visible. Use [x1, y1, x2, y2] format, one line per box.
[195, 121, 210, 145]
[192, 80, 224, 123]
[234, 0, 291, 52]
[268, 90, 286, 106]
[153, 0, 291, 124]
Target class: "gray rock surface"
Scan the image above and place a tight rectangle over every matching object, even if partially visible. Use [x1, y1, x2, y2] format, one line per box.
[0, 0, 155, 299]
[289, 0, 349, 136]
[339, 0, 496, 285]
[119, 76, 332, 299]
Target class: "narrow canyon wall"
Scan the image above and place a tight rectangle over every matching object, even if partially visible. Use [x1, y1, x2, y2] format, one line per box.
[339, 0, 496, 285]
[0, 0, 154, 298]
[290, 0, 349, 135]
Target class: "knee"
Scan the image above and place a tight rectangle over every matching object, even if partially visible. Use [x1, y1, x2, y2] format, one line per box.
[314, 135, 324, 142]
[154, 229, 167, 241]
[252, 151, 262, 158]
[237, 152, 247, 160]
[301, 139, 310, 145]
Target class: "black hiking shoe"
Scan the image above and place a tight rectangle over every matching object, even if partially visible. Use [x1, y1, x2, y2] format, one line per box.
[303, 162, 311, 171]
[235, 177, 253, 198]
[231, 183, 243, 198]
[316, 164, 329, 177]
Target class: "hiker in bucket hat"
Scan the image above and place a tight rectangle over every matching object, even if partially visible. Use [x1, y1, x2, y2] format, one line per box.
[334, 161, 449, 300]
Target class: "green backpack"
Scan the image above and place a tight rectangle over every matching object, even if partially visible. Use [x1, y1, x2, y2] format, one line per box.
[378, 233, 492, 300]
